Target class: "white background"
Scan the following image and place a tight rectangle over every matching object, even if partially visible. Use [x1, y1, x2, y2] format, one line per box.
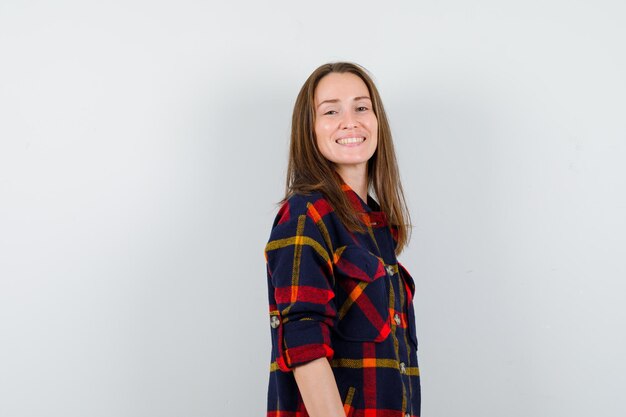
[1, 1, 625, 416]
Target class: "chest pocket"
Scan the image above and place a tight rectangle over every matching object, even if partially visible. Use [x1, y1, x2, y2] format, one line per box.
[332, 245, 391, 342]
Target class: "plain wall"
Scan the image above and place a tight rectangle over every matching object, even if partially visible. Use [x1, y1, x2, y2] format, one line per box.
[1, 1, 625, 416]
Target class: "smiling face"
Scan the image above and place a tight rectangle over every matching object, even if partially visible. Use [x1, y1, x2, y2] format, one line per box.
[313, 72, 378, 174]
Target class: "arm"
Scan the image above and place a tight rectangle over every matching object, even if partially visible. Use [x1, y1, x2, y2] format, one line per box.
[293, 357, 345, 417]
[266, 199, 342, 413]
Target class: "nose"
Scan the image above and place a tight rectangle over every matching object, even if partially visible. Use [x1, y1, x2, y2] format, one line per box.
[340, 112, 358, 129]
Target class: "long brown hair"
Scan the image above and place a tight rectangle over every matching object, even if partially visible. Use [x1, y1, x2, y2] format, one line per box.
[278, 62, 412, 255]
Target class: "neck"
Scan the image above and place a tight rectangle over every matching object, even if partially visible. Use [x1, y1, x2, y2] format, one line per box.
[335, 164, 368, 202]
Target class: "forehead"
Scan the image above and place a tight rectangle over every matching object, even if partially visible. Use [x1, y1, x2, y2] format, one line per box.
[314, 72, 370, 103]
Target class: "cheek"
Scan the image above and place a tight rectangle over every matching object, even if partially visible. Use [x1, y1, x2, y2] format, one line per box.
[361, 113, 377, 129]
[369, 118, 378, 137]
[317, 120, 330, 132]
[314, 123, 329, 150]
[316, 122, 334, 144]
[369, 120, 379, 147]
[313, 120, 322, 135]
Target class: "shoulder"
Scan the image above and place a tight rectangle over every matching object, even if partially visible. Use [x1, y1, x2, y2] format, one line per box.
[271, 191, 335, 228]
[265, 192, 336, 258]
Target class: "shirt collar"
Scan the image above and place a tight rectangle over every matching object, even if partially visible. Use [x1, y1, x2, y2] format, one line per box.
[333, 171, 388, 227]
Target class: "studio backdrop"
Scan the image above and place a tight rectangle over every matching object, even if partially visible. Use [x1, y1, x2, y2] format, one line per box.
[1, 1, 625, 416]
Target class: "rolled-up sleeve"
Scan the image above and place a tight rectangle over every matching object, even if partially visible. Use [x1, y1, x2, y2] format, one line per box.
[265, 199, 336, 372]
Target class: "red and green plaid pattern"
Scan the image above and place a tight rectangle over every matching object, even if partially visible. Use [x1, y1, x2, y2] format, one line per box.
[265, 175, 420, 417]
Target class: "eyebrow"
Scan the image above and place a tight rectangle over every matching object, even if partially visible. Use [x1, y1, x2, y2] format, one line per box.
[316, 96, 372, 109]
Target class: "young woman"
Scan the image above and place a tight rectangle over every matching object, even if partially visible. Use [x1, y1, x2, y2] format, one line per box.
[264, 62, 420, 417]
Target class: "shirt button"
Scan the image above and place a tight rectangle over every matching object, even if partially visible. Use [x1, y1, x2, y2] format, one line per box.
[400, 362, 406, 374]
[394, 313, 401, 326]
[270, 315, 281, 329]
[385, 265, 394, 276]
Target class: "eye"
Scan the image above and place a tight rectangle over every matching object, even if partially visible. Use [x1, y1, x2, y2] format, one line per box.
[356, 106, 369, 112]
[324, 110, 337, 115]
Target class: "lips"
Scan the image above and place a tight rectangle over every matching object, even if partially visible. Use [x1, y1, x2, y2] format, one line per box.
[335, 137, 366, 145]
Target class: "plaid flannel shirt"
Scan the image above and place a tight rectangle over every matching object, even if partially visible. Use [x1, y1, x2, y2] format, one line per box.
[264, 174, 421, 417]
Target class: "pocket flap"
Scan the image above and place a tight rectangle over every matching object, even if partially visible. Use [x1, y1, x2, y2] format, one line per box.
[333, 245, 386, 282]
[397, 261, 415, 298]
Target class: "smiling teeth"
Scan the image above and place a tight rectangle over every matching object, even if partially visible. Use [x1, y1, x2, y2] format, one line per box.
[336, 137, 365, 144]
